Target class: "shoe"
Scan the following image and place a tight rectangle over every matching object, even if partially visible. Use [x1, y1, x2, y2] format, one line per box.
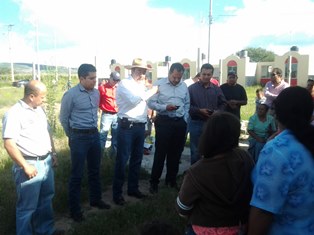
[149, 184, 158, 194]
[166, 182, 180, 191]
[127, 190, 147, 199]
[70, 212, 84, 223]
[90, 200, 111, 209]
[113, 196, 125, 206]
[143, 148, 150, 155]
[52, 229, 66, 235]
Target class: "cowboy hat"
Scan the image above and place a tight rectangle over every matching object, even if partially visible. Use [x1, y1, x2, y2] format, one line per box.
[125, 58, 151, 70]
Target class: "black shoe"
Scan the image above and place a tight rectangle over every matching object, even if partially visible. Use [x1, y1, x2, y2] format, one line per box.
[90, 200, 111, 209]
[166, 182, 180, 191]
[52, 229, 66, 235]
[127, 190, 147, 199]
[113, 196, 125, 206]
[149, 184, 158, 194]
[70, 212, 84, 223]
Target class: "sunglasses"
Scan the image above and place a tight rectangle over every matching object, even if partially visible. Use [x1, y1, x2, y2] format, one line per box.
[271, 73, 278, 76]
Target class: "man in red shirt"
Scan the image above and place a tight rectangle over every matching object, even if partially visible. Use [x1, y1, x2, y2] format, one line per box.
[99, 71, 120, 155]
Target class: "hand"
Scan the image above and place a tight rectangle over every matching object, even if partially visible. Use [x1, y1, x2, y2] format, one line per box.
[166, 104, 178, 111]
[199, 108, 212, 118]
[227, 100, 238, 109]
[256, 137, 266, 143]
[23, 163, 38, 179]
[52, 153, 58, 167]
[264, 90, 273, 97]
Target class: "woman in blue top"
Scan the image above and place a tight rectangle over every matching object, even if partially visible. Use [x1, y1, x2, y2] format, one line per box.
[248, 86, 314, 235]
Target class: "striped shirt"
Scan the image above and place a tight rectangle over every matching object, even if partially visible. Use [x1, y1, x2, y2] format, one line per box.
[59, 83, 100, 136]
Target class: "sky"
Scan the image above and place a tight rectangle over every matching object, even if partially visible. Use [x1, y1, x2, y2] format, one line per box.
[1, 0, 314, 75]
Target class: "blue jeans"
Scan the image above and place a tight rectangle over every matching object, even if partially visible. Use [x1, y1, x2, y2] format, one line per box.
[112, 123, 145, 200]
[69, 131, 102, 215]
[13, 155, 55, 235]
[189, 119, 206, 165]
[185, 225, 197, 235]
[248, 139, 265, 163]
[99, 112, 118, 151]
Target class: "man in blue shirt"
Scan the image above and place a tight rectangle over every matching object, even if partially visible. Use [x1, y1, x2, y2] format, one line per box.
[148, 62, 190, 193]
[60, 64, 110, 222]
[188, 63, 226, 164]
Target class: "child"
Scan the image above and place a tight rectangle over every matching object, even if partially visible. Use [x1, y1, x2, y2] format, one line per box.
[255, 88, 266, 112]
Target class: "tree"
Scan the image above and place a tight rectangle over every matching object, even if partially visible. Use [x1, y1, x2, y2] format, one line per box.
[238, 47, 276, 62]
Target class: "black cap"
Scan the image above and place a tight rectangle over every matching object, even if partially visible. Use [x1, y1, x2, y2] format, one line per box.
[110, 71, 121, 81]
[227, 71, 237, 77]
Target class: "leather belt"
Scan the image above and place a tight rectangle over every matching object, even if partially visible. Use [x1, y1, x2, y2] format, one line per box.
[117, 118, 146, 127]
[71, 128, 98, 134]
[24, 153, 50, 161]
[103, 110, 117, 115]
[157, 115, 183, 121]
[130, 122, 145, 126]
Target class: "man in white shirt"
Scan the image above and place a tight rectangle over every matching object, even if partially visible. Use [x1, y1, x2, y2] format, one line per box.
[112, 58, 157, 205]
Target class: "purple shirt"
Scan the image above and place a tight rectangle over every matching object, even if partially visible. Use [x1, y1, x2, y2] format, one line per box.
[188, 82, 226, 120]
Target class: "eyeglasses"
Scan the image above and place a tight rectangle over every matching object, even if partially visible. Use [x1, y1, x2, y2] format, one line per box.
[271, 73, 278, 76]
[135, 68, 147, 75]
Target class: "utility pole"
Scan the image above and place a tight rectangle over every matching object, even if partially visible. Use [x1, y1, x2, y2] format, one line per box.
[208, 0, 213, 63]
[7, 24, 15, 82]
[35, 22, 40, 81]
[54, 31, 58, 82]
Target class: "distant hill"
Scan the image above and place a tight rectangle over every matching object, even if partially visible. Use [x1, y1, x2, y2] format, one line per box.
[0, 62, 77, 75]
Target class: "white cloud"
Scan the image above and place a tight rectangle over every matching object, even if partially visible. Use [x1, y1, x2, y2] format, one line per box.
[1, 0, 314, 73]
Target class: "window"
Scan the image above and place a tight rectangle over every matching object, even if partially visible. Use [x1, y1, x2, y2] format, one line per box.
[227, 60, 237, 74]
[285, 57, 298, 78]
[183, 63, 190, 80]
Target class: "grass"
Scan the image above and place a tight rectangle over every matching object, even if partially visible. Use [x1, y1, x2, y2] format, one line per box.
[70, 189, 186, 235]
[241, 86, 259, 120]
[0, 79, 259, 235]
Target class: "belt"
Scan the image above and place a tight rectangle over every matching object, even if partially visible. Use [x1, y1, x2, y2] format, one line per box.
[71, 128, 98, 134]
[24, 153, 50, 161]
[157, 115, 183, 121]
[131, 122, 146, 126]
[117, 118, 146, 126]
[191, 118, 207, 121]
[103, 110, 117, 115]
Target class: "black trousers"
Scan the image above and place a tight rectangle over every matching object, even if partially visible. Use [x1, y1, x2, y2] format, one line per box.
[150, 116, 187, 185]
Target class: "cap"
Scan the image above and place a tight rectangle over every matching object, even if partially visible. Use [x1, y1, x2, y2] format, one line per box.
[227, 71, 237, 77]
[110, 71, 121, 81]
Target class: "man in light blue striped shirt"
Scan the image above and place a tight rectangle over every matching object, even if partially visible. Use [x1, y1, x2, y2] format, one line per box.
[60, 63, 110, 222]
[147, 62, 190, 194]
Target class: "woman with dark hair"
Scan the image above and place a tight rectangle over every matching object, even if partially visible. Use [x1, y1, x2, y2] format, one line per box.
[247, 103, 276, 162]
[248, 86, 314, 235]
[176, 112, 254, 235]
[306, 78, 314, 125]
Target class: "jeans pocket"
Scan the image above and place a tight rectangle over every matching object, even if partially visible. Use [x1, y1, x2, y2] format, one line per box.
[119, 118, 132, 129]
[13, 165, 28, 185]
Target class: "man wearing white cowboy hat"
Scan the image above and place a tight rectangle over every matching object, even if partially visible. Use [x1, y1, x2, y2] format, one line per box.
[112, 58, 157, 205]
